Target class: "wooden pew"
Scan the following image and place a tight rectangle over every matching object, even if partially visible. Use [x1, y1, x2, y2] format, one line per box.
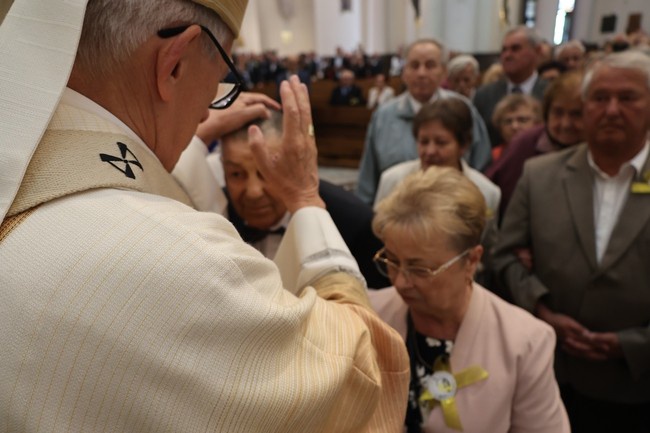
[249, 77, 404, 168]
[308, 78, 403, 168]
[311, 106, 372, 168]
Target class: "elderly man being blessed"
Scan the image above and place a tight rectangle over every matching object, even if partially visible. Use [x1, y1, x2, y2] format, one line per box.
[0, 0, 409, 432]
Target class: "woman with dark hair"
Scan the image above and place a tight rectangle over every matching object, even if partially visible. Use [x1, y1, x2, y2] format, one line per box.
[538, 60, 568, 82]
[374, 98, 499, 215]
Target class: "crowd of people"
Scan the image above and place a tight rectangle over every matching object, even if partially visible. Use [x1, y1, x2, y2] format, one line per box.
[2, 0, 650, 432]
[351, 24, 650, 433]
[228, 46, 395, 91]
[227, 29, 650, 108]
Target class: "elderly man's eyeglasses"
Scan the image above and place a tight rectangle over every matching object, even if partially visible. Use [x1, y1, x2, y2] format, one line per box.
[157, 24, 244, 109]
[373, 247, 471, 281]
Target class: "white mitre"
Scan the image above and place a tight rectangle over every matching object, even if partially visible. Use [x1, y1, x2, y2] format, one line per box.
[0, 0, 248, 221]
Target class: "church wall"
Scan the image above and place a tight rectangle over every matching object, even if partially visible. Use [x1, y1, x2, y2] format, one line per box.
[235, 0, 650, 56]
[573, 0, 650, 44]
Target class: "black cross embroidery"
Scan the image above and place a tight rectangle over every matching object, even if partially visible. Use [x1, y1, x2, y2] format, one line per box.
[99, 142, 143, 179]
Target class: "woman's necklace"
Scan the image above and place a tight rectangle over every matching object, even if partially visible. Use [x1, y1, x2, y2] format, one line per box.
[407, 314, 452, 373]
[412, 333, 441, 371]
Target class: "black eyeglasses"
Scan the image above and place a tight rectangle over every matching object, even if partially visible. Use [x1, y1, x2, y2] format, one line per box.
[157, 24, 244, 109]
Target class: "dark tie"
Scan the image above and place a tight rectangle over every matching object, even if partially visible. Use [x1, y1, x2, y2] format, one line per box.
[236, 221, 285, 244]
[511, 86, 522, 94]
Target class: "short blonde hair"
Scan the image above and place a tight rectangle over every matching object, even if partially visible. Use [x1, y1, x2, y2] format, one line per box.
[555, 40, 586, 57]
[481, 62, 505, 85]
[373, 167, 486, 252]
[492, 94, 542, 128]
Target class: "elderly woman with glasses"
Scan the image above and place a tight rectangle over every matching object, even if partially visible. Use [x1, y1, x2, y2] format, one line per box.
[490, 94, 543, 163]
[369, 167, 569, 433]
[373, 97, 500, 292]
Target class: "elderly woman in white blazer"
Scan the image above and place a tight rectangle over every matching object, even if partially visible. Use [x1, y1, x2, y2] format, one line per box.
[373, 98, 500, 216]
[369, 167, 569, 433]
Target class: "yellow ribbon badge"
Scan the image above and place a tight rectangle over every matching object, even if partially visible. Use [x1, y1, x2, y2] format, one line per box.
[631, 182, 650, 194]
[631, 171, 650, 194]
[419, 357, 488, 431]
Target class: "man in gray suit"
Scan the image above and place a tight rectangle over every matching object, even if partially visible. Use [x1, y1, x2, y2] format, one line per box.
[493, 50, 650, 433]
[474, 26, 548, 147]
[355, 39, 492, 205]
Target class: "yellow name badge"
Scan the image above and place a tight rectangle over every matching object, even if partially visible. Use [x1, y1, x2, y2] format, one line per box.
[631, 182, 650, 194]
[419, 358, 488, 431]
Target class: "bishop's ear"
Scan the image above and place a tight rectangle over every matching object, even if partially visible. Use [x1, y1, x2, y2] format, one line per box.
[156, 25, 202, 103]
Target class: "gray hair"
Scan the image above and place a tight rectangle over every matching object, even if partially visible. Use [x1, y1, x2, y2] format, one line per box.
[555, 40, 586, 57]
[76, 0, 231, 80]
[505, 25, 543, 48]
[581, 50, 650, 100]
[447, 55, 479, 78]
[222, 109, 283, 144]
[405, 39, 449, 65]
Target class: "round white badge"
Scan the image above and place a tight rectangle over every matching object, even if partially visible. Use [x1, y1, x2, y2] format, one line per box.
[425, 371, 457, 401]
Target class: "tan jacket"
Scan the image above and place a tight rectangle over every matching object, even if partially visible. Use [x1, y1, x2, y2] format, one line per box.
[494, 144, 650, 403]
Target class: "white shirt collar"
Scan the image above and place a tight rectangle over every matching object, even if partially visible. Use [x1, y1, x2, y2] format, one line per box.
[588, 140, 650, 179]
[508, 71, 538, 95]
[407, 90, 440, 114]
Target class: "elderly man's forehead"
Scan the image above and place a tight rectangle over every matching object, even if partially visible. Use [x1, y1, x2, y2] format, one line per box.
[582, 64, 650, 101]
[503, 30, 531, 47]
[222, 136, 251, 155]
[406, 41, 442, 60]
[222, 130, 280, 152]
[592, 64, 649, 85]
[559, 46, 582, 57]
